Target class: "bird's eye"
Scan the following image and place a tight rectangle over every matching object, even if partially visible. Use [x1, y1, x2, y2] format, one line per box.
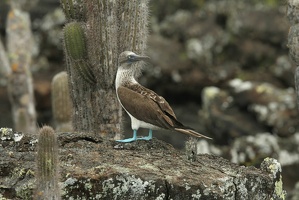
[128, 55, 132, 59]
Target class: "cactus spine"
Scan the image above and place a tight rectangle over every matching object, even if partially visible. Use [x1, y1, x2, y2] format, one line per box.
[51, 71, 73, 132]
[36, 126, 60, 200]
[5, 1, 37, 134]
[287, 0, 299, 110]
[60, 0, 149, 138]
[63, 22, 96, 84]
[0, 40, 11, 78]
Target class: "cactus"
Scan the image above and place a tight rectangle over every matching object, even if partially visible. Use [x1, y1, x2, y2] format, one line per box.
[63, 22, 96, 84]
[287, 0, 299, 110]
[0, 40, 11, 78]
[5, 2, 37, 134]
[36, 126, 60, 200]
[51, 71, 73, 132]
[296, 67, 299, 110]
[60, 0, 149, 138]
[61, 0, 86, 21]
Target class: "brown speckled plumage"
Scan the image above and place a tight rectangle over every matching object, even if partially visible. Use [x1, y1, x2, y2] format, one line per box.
[116, 51, 212, 140]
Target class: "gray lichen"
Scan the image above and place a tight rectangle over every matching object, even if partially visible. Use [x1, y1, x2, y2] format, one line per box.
[261, 157, 286, 200]
[1, 133, 286, 199]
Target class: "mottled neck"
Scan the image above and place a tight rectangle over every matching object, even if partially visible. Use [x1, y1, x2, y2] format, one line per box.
[115, 66, 138, 89]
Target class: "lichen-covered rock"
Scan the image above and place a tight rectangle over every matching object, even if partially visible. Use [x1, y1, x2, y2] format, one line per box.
[228, 79, 298, 137]
[0, 130, 286, 199]
[217, 132, 299, 197]
[290, 181, 299, 200]
[272, 55, 296, 87]
[287, 0, 299, 25]
[201, 86, 267, 144]
[261, 158, 286, 200]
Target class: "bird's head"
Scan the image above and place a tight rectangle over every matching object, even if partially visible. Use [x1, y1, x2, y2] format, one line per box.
[118, 51, 150, 67]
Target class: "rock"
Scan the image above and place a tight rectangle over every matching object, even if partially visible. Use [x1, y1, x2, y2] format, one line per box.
[159, 10, 192, 39]
[272, 55, 296, 87]
[146, 34, 212, 101]
[290, 181, 299, 200]
[287, 0, 299, 25]
[228, 79, 298, 137]
[150, 0, 201, 22]
[201, 86, 267, 144]
[230, 133, 280, 165]
[227, 7, 288, 46]
[186, 37, 214, 66]
[227, 132, 299, 193]
[260, 158, 286, 200]
[235, 39, 277, 69]
[146, 33, 238, 101]
[32, 7, 65, 61]
[0, 130, 286, 199]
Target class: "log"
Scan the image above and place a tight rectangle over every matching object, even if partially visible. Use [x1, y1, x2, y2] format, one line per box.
[0, 129, 285, 199]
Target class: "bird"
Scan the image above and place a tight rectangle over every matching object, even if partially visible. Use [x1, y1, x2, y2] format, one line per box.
[115, 51, 212, 142]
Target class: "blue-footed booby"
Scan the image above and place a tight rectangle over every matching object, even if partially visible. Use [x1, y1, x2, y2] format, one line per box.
[115, 51, 212, 142]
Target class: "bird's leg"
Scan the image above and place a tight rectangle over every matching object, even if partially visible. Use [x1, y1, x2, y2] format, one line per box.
[137, 129, 153, 141]
[116, 129, 137, 143]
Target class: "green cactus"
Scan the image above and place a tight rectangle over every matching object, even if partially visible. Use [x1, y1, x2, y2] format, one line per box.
[15, 108, 29, 132]
[64, 22, 86, 60]
[63, 22, 96, 84]
[60, 0, 86, 21]
[51, 71, 73, 132]
[61, 0, 149, 138]
[36, 126, 60, 200]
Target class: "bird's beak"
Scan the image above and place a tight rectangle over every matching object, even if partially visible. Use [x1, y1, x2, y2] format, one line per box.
[133, 54, 150, 62]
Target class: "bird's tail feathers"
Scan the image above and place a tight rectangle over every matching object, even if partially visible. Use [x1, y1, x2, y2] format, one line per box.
[174, 128, 212, 140]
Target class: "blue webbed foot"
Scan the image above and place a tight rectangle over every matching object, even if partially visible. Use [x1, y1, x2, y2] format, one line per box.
[137, 129, 153, 141]
[116, 137, 137, 143]
[116, 129, 153, 142]
[116, 130, 137, 143]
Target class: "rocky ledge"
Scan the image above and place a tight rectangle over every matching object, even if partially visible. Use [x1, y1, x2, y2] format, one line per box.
[0, 130, 285, 199]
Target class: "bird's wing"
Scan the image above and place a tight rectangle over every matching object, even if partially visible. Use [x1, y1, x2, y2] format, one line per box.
[117, 85, 183, 129]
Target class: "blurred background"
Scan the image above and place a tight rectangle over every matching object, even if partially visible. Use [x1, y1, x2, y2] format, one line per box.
[0, 0, 298, 198]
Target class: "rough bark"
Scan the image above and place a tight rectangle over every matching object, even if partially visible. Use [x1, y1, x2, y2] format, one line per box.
[0, 129, 285, 200]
